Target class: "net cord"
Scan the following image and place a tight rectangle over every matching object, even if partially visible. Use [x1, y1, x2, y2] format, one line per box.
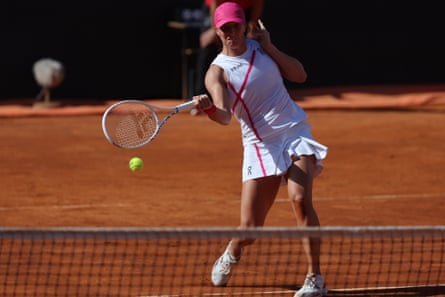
[0, 226, 443, 240]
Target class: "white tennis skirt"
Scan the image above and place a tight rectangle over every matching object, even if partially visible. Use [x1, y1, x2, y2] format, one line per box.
[242, 121, 328, 182]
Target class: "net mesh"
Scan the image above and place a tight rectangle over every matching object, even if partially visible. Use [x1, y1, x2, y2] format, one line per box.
[0, 226, 443, 296]
[104, 102, 158, 148]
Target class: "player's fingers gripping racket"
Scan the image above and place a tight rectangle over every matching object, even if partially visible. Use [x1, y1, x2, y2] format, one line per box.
[102, 100, 195, 149]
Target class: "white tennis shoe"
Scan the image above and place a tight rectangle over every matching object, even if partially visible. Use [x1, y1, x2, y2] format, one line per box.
[294, 273, 328, 297]
[211, 246, 239, 286]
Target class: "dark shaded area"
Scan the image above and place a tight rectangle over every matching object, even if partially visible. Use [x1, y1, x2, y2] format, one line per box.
[1, 0, 443, 99]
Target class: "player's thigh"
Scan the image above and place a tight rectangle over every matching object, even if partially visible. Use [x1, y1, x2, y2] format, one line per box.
[240, 176, 281, 226]
[287, 155, 316, 203]
[287, 155, 316, 184]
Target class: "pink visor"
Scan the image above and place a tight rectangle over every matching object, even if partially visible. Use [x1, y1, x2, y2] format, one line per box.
[214, 2, 246, 28]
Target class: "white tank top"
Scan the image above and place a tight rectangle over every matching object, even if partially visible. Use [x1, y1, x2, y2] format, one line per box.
[211, 39, 307, 145]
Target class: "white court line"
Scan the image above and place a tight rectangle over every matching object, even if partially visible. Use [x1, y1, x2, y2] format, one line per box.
[276, 192, 445, 202]
[328, 283, 445, 292]
[140, 290, 294, 297]
[138, 283, 445, 297]
[0, 203, 132, 211]
[0, 193, 443, 211]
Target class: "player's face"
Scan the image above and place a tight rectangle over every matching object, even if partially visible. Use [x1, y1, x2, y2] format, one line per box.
[217, 22, 246, 53]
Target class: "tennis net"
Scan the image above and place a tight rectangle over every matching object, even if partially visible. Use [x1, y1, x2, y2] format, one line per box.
[0, 226, 444, 296]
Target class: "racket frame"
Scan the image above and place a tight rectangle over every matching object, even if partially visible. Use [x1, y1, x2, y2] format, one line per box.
[102, 99, 195, 149]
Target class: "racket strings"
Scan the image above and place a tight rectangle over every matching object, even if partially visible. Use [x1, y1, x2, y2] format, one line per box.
[105, 104, 158, 148]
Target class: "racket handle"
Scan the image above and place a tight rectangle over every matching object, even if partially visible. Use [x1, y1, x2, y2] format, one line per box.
[176, 100, 196, 112]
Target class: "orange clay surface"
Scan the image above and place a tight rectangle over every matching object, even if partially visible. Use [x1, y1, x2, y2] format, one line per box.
[1, 85, 445, 296]
[1, 85, 444, 228]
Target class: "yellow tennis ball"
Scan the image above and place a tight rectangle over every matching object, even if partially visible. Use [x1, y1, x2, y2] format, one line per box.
[129, 157, 144, 172]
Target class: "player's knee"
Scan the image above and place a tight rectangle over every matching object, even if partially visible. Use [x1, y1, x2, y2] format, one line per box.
[290, 191, 314, 220]
[289, 191, 305, 208]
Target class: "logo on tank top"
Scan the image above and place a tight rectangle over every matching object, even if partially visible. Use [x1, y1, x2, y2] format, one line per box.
[230, 62, 243, 72]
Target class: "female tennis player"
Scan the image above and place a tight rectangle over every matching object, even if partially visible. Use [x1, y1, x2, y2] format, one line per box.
[193, 2, 328, 297]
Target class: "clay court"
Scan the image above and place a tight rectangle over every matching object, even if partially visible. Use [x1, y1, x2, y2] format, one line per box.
[0, 85, 444, 296]
[1, 84, 444, 227]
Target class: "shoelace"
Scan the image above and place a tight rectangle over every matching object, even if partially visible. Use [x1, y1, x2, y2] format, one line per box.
[217, 259, 231, 274]
[216, 252, 236, 274]
[303, 276, 322, 289]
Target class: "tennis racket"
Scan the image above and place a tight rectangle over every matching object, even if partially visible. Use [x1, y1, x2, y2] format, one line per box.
[102, 100, 195, 149]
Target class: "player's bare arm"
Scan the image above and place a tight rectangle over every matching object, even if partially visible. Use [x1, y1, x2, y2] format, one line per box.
[254, 20, 307, 83]
[204, 64, 232, 125]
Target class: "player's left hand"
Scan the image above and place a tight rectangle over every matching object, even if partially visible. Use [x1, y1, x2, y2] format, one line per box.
[252, 19, 272, 49]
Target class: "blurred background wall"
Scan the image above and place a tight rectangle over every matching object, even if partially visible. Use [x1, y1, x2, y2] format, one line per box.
[1, 0, 443, 100]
